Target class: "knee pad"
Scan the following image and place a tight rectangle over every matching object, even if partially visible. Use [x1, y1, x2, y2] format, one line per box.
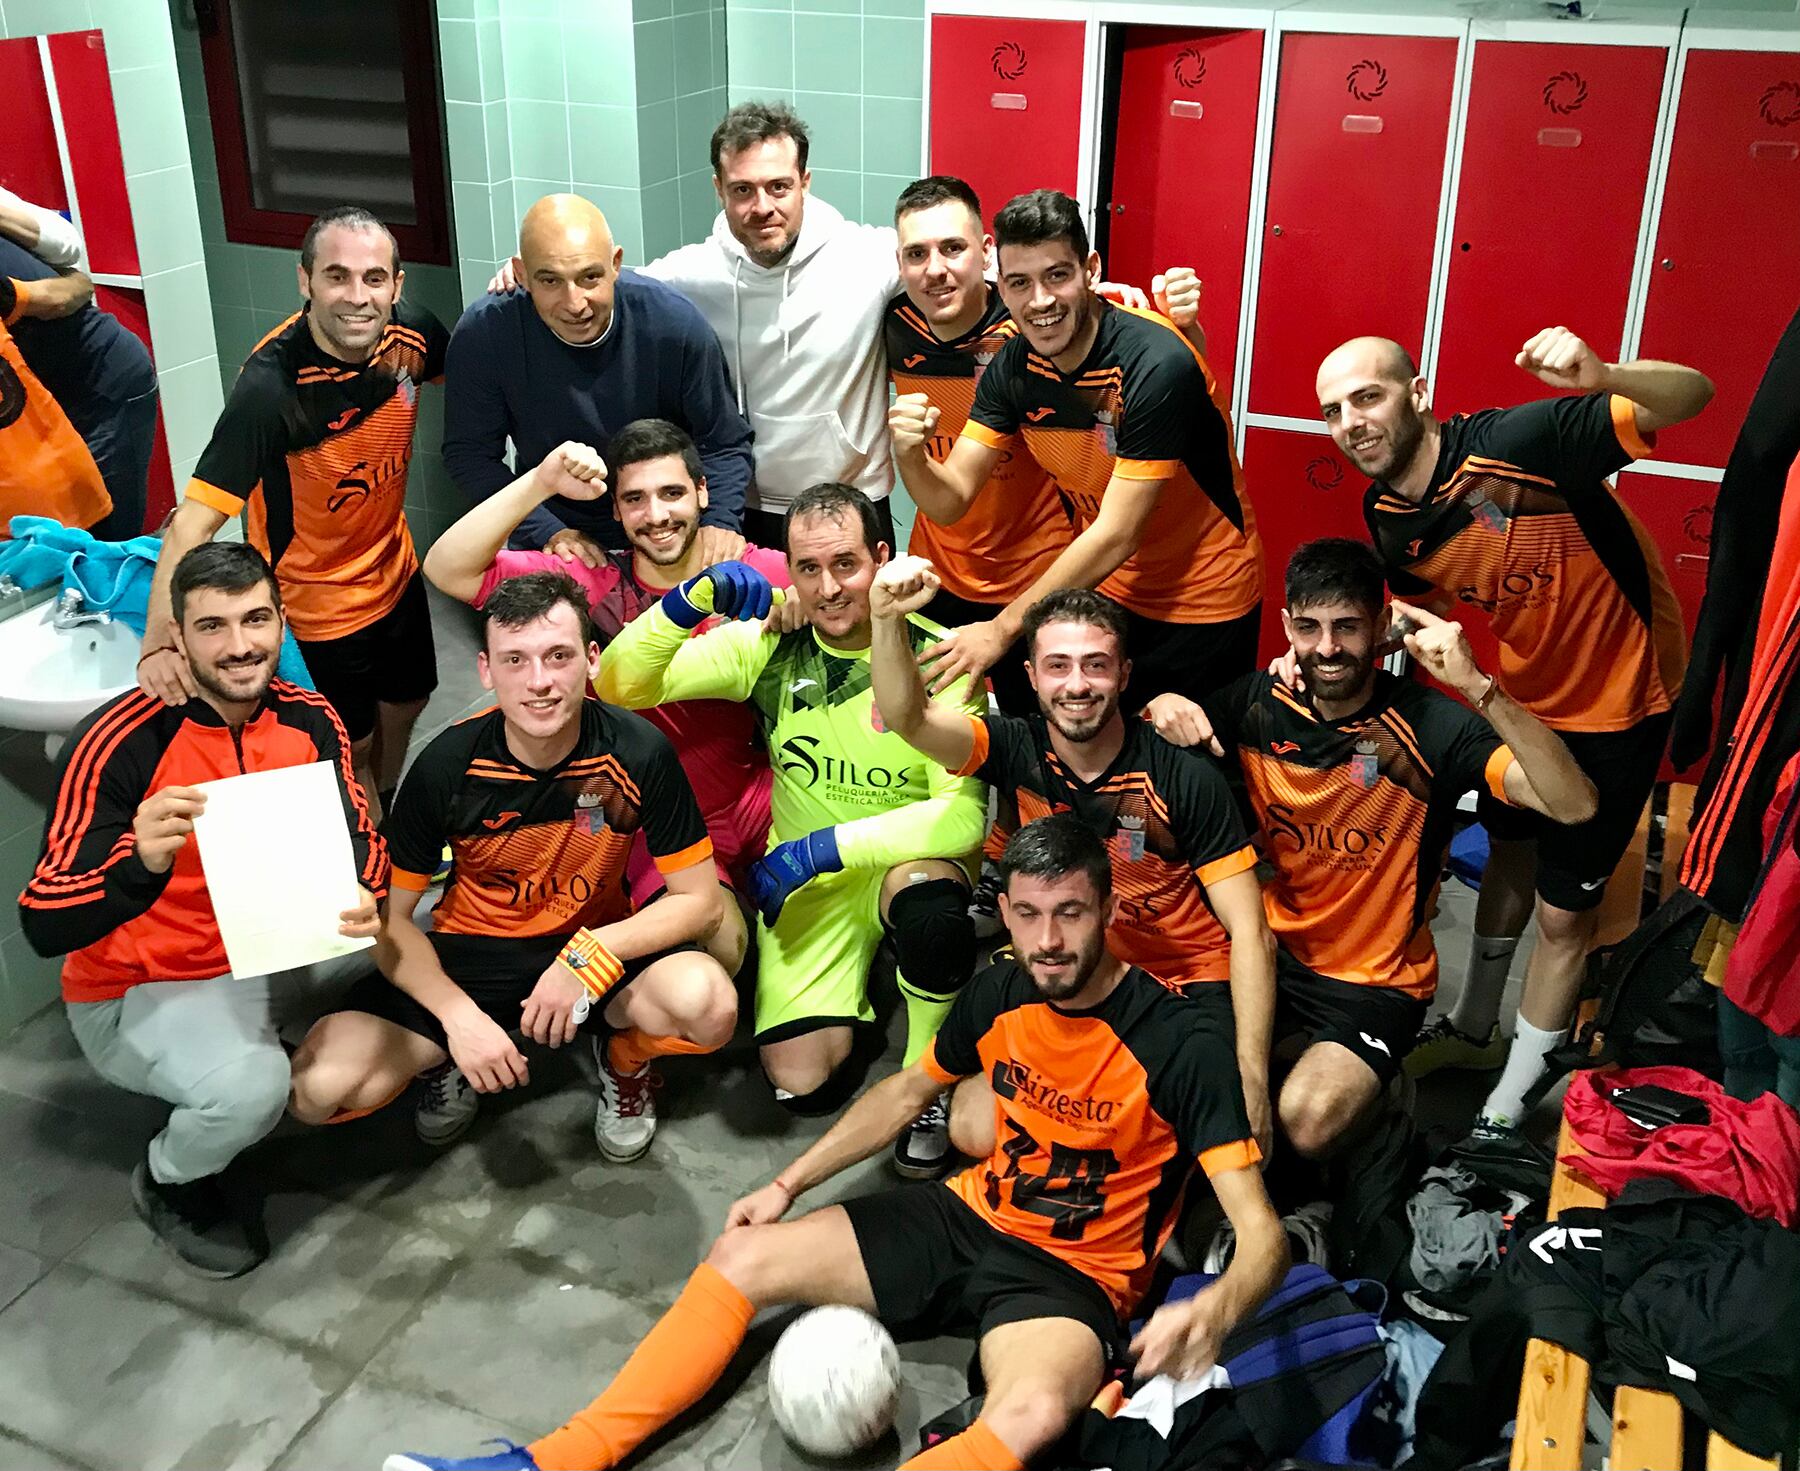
[887, 878, 977, 995]
[769, 1063, 860, 1118]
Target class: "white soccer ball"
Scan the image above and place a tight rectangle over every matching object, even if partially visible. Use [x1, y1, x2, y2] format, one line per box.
[767, 1305, 902, 1458]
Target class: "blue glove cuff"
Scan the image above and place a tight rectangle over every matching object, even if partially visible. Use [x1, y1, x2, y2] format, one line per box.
[661, 576, 709, 631]
[804, 828, 844, 875]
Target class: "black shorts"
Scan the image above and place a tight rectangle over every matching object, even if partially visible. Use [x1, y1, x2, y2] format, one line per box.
[339, 931, 700, 1048]
[1122, 604, 1262, 713]
[842, 1183, 1124, 1361]
[923, 585, 1035, 717]
[1476, 711, 1672, 914]
[1172, 977, 1238, 1043]
[297, 571, 439, 743]
[1273, 949, 1425, 1083]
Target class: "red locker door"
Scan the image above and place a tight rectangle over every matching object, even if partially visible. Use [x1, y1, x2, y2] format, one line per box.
[1434, 40, 1668, 418]
[1638, 49, 1800, 468]
[1249, 32, 1459, 420]
[929, 16, 1086, 228]
[48, 31, 138, 277]
[1105, 27, 1265, 398]
[0, 38, 66, 211]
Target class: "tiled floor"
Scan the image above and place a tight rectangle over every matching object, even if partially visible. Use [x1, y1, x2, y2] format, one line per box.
[0, 588, 1548, 1471]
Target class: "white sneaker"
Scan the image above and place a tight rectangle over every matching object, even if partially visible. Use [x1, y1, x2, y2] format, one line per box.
[892, 1093, 951, 1179]
[594, 1037, 657, 1162]
[414, 1063, 477, 1146]
[1282, 1200, 1334, 1270]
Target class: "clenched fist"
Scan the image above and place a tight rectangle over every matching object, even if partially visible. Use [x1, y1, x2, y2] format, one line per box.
[889, 392, 941, 456]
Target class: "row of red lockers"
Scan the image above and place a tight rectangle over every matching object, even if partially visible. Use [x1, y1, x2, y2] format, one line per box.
[928, 12, 1800, 735]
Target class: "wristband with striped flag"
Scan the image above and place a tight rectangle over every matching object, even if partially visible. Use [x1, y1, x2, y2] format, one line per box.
[557, 928, 626, 1001]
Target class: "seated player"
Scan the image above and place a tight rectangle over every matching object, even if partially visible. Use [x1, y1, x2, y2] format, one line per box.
[384, 815, 1289, 1471]
[422, 420, 792, 975]
[868, 559, 1278, 1156]
[18, 543, 384, 1278]
[1187, 540, 1597, 1159]
[287, 572, 736, 1164]
[595, 482, 987, 1176]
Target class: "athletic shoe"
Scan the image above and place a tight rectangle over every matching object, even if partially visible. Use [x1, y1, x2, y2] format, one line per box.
[1201, 1218, 1237, 1275]
[130, 1159, 264, 1279]
[384, 1441, 540, 1471]
[414, 1063, 478, 1147]
[892, 1093, 951, 1179]
[1281, 1200, 1334, 1269]
[968, 865, 1004, 940]
[594, 1037, 657, 1162]
[1467, 1114, 1523, 1148]
[1404, 1015, 1505, 1079]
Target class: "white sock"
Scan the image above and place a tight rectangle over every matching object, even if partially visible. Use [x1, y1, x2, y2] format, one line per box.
[1482, 1017, 1565, 1127]
[1450, 935, 1519, 1037]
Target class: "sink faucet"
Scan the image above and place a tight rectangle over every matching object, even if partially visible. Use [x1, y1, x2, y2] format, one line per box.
[51, 589, 111, 630]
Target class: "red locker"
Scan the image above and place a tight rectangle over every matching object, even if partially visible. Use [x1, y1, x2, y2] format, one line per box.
[1249, 31, 1459, 420]
[1638, 48, 1800, 468]
[48, 31, 138, 278]
[0, 38, 66, 212]
[1104, 27, 1265, 397]
[1434, 40, 1668, 418]
[929, 16, 1087, 227]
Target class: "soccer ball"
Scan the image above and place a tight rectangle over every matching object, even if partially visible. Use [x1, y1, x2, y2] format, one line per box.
[767, 1305, 901, 1457]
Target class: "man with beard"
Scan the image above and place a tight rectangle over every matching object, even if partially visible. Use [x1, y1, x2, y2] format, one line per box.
[287, 571, 737, 1165]
[596, 482, 987, 1176]
[868, 564, 1278, 1159]
[889, 188, 1263, 710]
[1197, 539, 1596, 1160]
[423, 418, 790, 977]
[136, 207, 451, 824]
[384, 816, 1288, 1471]
[18, 543, 386, 1278]
[1314, 331, 1713, 1139]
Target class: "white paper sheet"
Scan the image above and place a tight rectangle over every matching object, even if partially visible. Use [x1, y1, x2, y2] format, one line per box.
[192, 760, 375, 979]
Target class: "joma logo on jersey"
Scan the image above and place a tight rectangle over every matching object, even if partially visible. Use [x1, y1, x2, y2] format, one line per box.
[1266, 801, 1388, 856]
[776, 735, 913, 791]
[991, 1059, 1118, 1124]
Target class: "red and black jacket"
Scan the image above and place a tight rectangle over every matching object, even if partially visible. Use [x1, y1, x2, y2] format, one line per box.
[18, 680, 387, 1001]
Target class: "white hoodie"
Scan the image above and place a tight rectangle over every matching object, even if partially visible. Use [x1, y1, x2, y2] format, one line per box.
[641, 195, 898, 513]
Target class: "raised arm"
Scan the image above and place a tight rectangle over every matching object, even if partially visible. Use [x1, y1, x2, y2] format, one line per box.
[423, 442, 608, 603]
[868, 556, 979, 772]
[595, 565, 777, 708]
[889, 397, 1004, 527]
[1516, 325, 1713, 435]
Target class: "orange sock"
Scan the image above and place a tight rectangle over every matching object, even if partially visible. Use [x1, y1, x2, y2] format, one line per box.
[898, 1417, 1024, 1470]
[606, 1028, 715, 1075]
[527, 1263, 753, 1471]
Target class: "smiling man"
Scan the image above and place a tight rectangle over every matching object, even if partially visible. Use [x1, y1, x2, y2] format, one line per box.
[136, 206, 450, 823]
[443, 194, 753, 565]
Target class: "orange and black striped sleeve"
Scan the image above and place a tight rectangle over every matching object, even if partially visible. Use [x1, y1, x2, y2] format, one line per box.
[185, 357, 288, 518]
[17, 692, 174, 957]
[1142, 1001, 1259, 1175]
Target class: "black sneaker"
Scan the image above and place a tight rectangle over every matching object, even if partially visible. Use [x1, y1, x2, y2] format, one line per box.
[892, 1094, 951, 1179]
[968, 866, 1004, 941]
[131, 1159, 265, 1278]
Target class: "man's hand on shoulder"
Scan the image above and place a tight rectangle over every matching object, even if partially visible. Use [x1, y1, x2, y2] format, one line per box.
[487, 259, 521, 295]
[694, 525, 747, 568]
[545, 528, 606, 569]
[1141, 693, 1223, 756]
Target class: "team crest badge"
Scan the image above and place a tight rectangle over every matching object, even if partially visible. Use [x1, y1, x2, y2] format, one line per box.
[1113, 814, 1146, 862]
[1470, 494, 1507, 533]
[1096, 407, 1117, 456]
[573, 787, 605, 834]
[1350, 738, 1381, 789]
[974, 349, 995, 366]
[397, 370, 417, 408]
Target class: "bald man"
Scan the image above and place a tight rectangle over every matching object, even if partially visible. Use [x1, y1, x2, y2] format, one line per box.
[1312, 328, 1712, 1141]
[443, 193, 753, 563]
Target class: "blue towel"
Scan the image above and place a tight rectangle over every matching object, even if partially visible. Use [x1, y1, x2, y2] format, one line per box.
[5, 515, 315, 691]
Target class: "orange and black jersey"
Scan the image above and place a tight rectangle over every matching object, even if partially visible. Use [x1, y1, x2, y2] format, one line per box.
[18, 681, 386, 1003]
[962, 300, 1262, 625]
[953, 712, 1256, 986]
[1364, 394, 1686, 734]
[185, 301, 449, 643]
[885, 288, 1071, 604]
[386, 698, 711, 983]
[922, 960, 1256, 1315]
[1209, 671, 1516, 999]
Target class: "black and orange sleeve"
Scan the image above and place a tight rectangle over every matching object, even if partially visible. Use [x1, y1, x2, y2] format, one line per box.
[1420, 689, 1511, 808]
[630, 719, 713, 876]
[1480, 394, 1641, 497]
[185, 361, 286, 518]
[1151, 1014, 1258, 1176]
[384, 728, 460, 893]
[1164, 743, 1256, 885]
[290, 687, 390, 898]
[18, 695, 172, 957]
[0, 277, 22, 327]
[965, 339, 1023, 446]
[1114, 341, 1203, 479]
[1199, 671, 1263, 758]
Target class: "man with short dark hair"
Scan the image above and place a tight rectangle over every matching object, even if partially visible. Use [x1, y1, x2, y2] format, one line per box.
[597, 483, 987, 1174]
[288, 570, 738, 1165]
[870, 561, 1279, 1156]
[384, 815, 1289, 1471]
[1314, 329, 1714, 1137]
[19, 542, 386, 1279]
[890, 188, 1264, 711]
[443, 193, 753, 564]
[135, 205, 451, 822]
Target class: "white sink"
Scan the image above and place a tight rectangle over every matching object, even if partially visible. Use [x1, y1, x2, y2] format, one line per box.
[0, 597, 139, 735]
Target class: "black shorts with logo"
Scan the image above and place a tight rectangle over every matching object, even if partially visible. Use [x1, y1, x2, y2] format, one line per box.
[297, 570, 439, 743]
[842, 1182, 1124, 1361]
[1273, 948, 1426, 1083]
[1475, 710, 1672, 913]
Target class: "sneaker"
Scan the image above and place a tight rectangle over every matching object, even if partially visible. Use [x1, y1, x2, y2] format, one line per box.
[1404, 1015, 1505, 1079]
[968, 864, 1004, 940]
[1467, 1114, 1522, 1147]
[594, 1036, 657, 1162]
[130, 1159, 264, 1279]
[1281, 1200, 1334, 1269]
[892, 1093, 951, 1179]
[1201, 1218, 1237, 1274]
[384, 1441, 540, 1471]
[414, 1063, 478, 1147]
